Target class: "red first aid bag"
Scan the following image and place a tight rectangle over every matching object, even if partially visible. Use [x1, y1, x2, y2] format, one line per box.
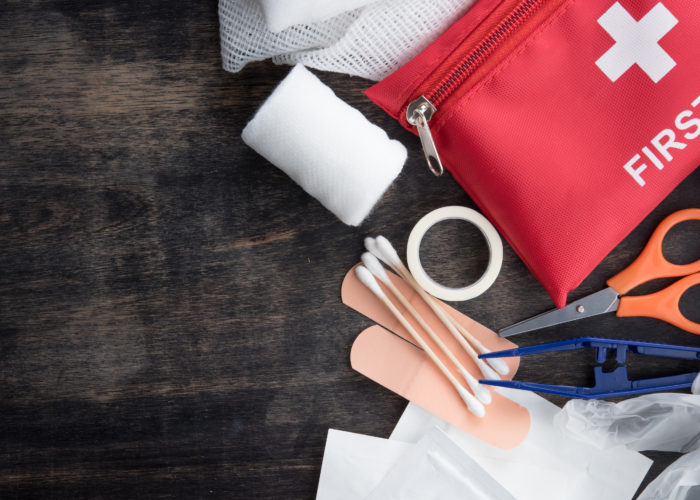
[366, 0, 700, 307]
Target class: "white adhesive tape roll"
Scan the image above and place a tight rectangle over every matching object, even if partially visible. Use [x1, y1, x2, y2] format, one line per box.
[406, 206, 503, 301]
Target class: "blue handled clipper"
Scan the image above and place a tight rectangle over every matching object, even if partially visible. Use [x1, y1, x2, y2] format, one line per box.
[479, 336, 700, 399]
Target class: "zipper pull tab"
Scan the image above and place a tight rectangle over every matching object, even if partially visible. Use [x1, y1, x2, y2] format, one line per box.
[407, 96, 444, 176]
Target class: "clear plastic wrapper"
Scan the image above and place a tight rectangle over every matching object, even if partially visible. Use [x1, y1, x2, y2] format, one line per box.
[554, 393, 700, 453]
[637, 449, 700, 500]
[366, 427, 515, 500]
[392, 392, 652, 500]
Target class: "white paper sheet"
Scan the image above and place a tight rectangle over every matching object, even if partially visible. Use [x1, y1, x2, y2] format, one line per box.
[316, 429, 411, 500]
[391, 389, 653, 500]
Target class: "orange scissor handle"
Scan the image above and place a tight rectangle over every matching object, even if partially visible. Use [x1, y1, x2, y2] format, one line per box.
[607, 208, 700, 295]
[617, 272, 700, 334]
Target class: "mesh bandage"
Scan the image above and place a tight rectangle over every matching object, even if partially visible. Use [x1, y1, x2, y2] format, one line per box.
[219, 0, 476, 81]
[218, 0, 359, 74]
[258, 0, 380, 33]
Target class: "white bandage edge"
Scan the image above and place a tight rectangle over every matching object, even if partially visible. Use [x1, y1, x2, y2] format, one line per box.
[406, 206, 503, 302]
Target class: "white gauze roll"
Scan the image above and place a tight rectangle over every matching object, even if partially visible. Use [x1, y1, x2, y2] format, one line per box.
[241, 65, 406, 226]
[259, 0, 380, 33]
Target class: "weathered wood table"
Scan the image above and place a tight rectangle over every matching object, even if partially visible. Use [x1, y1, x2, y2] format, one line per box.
[1, 1, 698, 497]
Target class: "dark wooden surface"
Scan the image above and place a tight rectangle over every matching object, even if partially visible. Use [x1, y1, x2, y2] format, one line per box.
[1, 1, 698, 498]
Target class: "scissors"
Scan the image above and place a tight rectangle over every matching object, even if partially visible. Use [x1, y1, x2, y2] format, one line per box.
[500, 208, 700, 338]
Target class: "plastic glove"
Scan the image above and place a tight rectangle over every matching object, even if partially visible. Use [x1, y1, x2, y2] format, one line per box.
[637, 449, 700, 500]
[554, 393, 700, 452]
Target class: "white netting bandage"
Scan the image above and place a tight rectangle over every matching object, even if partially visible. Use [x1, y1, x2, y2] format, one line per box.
[219, 0, 476, 81]
[258, 0, 380, 33]
[218, 0, 360, 74]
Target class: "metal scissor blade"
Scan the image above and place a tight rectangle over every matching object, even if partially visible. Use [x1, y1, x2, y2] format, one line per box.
[499, 287, 620, 338]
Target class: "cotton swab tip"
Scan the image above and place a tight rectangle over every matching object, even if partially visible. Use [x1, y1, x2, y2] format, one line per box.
[361, 252, 390, 284]
[692, 372, 700, 395]
[355, 265, 385, 299]
[364, 237, 378, 254]
[486, 357, 510, 376]
[457, 385, 486, 418]
[365, 236, 392, 267]
[375, 236, 402, 267]
[477, 359, 501, 381]
[459, 367, 492, 405]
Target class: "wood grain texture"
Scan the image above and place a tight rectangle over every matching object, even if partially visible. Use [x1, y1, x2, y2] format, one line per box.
[0, 1, 698, 498]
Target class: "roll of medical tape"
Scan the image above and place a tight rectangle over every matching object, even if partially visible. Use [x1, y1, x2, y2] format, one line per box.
[406, 206, 503, 302]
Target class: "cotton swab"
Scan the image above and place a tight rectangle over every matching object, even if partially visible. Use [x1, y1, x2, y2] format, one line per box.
[446, 316, 510, 376]
[361, 252, 491, 404]
[364, 237, 386, 266]
[369, 236, 505, 379]
[355, 266, 486, 418]
[372, 235, 506, 376]
[371, 236, 498, 380]
[365, 236, 510, 375]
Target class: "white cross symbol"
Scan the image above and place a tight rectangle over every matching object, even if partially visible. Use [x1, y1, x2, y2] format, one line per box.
[596, 2, 678, 83]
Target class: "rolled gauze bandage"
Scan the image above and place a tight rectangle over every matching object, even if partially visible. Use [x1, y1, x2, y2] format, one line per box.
[242, 64, 406, 227]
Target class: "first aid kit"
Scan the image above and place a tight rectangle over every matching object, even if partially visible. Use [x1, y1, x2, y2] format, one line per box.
[366, 0, 700, 307]
[228, 2, 699, 496]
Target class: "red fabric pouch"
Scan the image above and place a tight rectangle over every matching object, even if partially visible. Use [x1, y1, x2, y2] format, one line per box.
[366, 0, 700, 307]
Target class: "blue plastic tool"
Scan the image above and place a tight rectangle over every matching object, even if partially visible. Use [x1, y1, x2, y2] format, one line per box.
[479, 336, 700, 399]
